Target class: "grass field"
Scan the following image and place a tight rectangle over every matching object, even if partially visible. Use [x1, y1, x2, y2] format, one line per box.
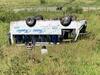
[0, 12, 100, 75]
[0, 0, 66, 9]
[0, 0, 100, 10]
[0, 0, 100, 75]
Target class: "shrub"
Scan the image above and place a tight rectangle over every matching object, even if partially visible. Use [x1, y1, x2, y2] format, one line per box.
[66, 6, 83, 14]
[0, 10, 36, 22]
[40, 0, 46, 4]
[0, 11, 17, 22]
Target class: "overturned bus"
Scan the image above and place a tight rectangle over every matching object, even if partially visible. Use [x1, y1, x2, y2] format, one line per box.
[9, 15, 87, 45]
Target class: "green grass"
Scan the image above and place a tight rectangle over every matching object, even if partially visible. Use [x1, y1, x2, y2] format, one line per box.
[0, 12, 100, 75]
[87, 0, 100, 7]
[0, 0, 100, 74]
[0, 22, 9, 45]
[0, 0, 66, 9]
[0, 0, 100, 11]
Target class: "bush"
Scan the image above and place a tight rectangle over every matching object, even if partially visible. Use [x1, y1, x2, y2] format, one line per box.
[66, 6, 83, 14]
[0, 10, 36, 22]
[40, 0, 46, 4]
[0, 11, 18, 22]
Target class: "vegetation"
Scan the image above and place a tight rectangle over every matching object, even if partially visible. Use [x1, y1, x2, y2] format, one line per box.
[0, 11, 100, 75]
[0, 0, 100, 75]
[0, 0, 100, 10]
[40, 0, 46, 4]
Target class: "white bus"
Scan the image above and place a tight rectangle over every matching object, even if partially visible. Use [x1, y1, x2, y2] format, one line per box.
[9, 15, 87, 45]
